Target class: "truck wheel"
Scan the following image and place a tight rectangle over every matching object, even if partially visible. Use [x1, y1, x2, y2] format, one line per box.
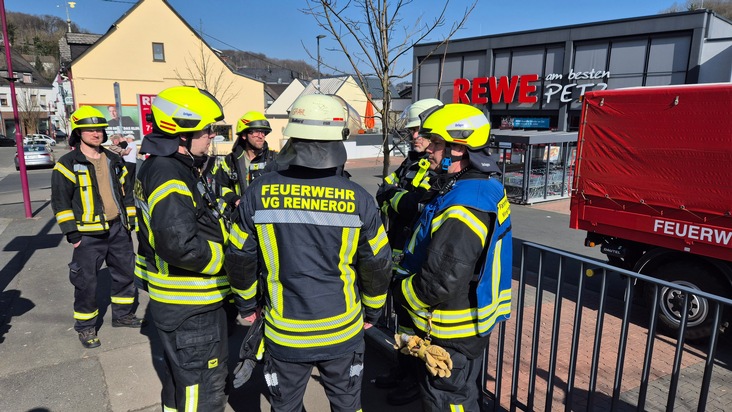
[651, 262, 727, 342]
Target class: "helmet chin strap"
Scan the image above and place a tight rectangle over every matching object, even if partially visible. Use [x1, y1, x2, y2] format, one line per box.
[438, 143, 464, 173]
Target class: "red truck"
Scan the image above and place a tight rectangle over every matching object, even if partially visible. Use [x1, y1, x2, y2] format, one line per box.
[569, 83, 732, 340]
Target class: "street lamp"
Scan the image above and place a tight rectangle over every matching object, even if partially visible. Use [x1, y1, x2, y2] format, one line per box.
[316, 34, 326, 93]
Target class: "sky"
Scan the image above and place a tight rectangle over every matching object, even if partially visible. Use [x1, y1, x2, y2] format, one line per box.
[6, 0, 683, 78]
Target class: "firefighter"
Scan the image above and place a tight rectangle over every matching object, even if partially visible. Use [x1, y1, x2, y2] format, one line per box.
[395, 103, 513, 412]
[225, 94, 393, 412]
[373, 98, 442, 405]
[51, 106, 143, 349]
[134, 86, 230, 411]
[377, 98, 442, 252]
[209, 111, 277, 208]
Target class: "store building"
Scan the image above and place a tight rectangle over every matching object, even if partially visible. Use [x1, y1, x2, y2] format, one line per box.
[411, 10, 732, 203]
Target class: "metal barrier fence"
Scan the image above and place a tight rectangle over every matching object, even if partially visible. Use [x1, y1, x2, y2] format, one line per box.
[480, 242, 732, 411]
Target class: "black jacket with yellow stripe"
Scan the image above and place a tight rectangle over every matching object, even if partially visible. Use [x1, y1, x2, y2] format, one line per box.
[380, 150, 433, 251]
[225, 166, 393, 362]
[51, 147, 136, 242]
[135, 153, 230, 330]
[209, 142, 277, 206]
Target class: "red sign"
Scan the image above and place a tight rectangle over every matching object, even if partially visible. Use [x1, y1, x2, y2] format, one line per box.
[454, 74, 539, 105]
[137, 94, 157, 137]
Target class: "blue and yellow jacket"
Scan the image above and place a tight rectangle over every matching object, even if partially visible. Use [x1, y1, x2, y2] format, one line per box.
[51, 148, 136, 242]
[225, 166, 393, 362]
[135, 153, 230, 329]
[396, 170, 513, 359]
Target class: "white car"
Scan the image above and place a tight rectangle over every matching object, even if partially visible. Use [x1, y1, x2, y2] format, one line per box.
[23, 134, 56, 146]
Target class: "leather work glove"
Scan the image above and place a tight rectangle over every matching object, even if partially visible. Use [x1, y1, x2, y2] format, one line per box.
[394, 334, 453, 378]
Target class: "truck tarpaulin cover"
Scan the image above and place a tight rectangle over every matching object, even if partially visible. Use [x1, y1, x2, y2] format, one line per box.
[576, 84, 732, 217]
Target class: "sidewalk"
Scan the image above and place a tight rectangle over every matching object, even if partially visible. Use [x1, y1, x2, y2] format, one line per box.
[0, 156, 416, 412]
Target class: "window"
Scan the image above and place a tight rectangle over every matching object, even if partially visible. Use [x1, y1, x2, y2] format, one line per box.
[31, 94, 38, 106]
[0, 94, 7, 106]
[152, 42, 165, 62]
[23, 73, 32, 83]
[40, 95, 47, 109]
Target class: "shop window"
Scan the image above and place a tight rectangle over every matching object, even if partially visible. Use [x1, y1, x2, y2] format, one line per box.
[152, 42, 165, 62]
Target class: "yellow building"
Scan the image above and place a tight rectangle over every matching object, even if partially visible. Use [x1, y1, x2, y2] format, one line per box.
[63, 0, 263, 154]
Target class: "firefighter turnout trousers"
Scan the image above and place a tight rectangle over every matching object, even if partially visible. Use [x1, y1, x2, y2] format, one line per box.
[264, 341, 365, 412]
[156, 306, 228, 412]
[417, 345, 483, 412]
[68, 219, 136, 332]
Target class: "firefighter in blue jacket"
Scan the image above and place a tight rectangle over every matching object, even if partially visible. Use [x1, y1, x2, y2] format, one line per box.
[51, 106, 143, 349]
[134, 86, 230, 411]
[395, 103, 513, 412]
[225, 94, 393, 412]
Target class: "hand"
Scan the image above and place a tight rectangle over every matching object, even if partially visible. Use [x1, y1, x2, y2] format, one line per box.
[73, 240, 81, 248]
[376, 184, 398, 205]
[243, 312, 257, 324]
[363, 322, 373, 330]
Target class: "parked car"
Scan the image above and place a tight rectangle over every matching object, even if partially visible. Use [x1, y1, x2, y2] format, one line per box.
[54, 130, 68, 141]
[0, 134, 16, 147]
[23, 134, 56, 146]
[15, 144, 55, 170]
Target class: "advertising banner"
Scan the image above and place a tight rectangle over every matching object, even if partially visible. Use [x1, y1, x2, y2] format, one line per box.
[85, 104, 142, 139]
[137, 94, 157, 138]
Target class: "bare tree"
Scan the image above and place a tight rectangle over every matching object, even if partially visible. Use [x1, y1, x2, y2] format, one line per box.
[173, 39, 241, 107]
[661, 0, 732, 19]
[302, 0, 476, 177]
[15, 86, 42, 135]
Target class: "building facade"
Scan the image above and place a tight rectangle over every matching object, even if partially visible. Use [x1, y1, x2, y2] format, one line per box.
[411, 10, 732, 203]
[0, 48, 54, 137]
[412, 10, 732, 132]
[61, 0, 264, 153]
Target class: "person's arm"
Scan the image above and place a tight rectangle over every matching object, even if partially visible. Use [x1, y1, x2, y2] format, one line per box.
[356, 194, 394, 324]
[146, 173, 224, 275]
[224, 192, 260, 317]
[51, 159, 80, 244]
[120, 163, 136, 228]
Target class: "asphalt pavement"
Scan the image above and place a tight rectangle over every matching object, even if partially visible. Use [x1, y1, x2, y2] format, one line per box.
[0, 146, 606, 412]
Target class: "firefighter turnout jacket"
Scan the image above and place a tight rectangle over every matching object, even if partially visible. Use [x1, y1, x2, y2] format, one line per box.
[135, 152, 230, 329]
[379, 150, 433, 251]
[52, 148, 136, 241]
[396, 170, 513, 359]
[225, 166, 393, 362]
[210, 142, 277, 206]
